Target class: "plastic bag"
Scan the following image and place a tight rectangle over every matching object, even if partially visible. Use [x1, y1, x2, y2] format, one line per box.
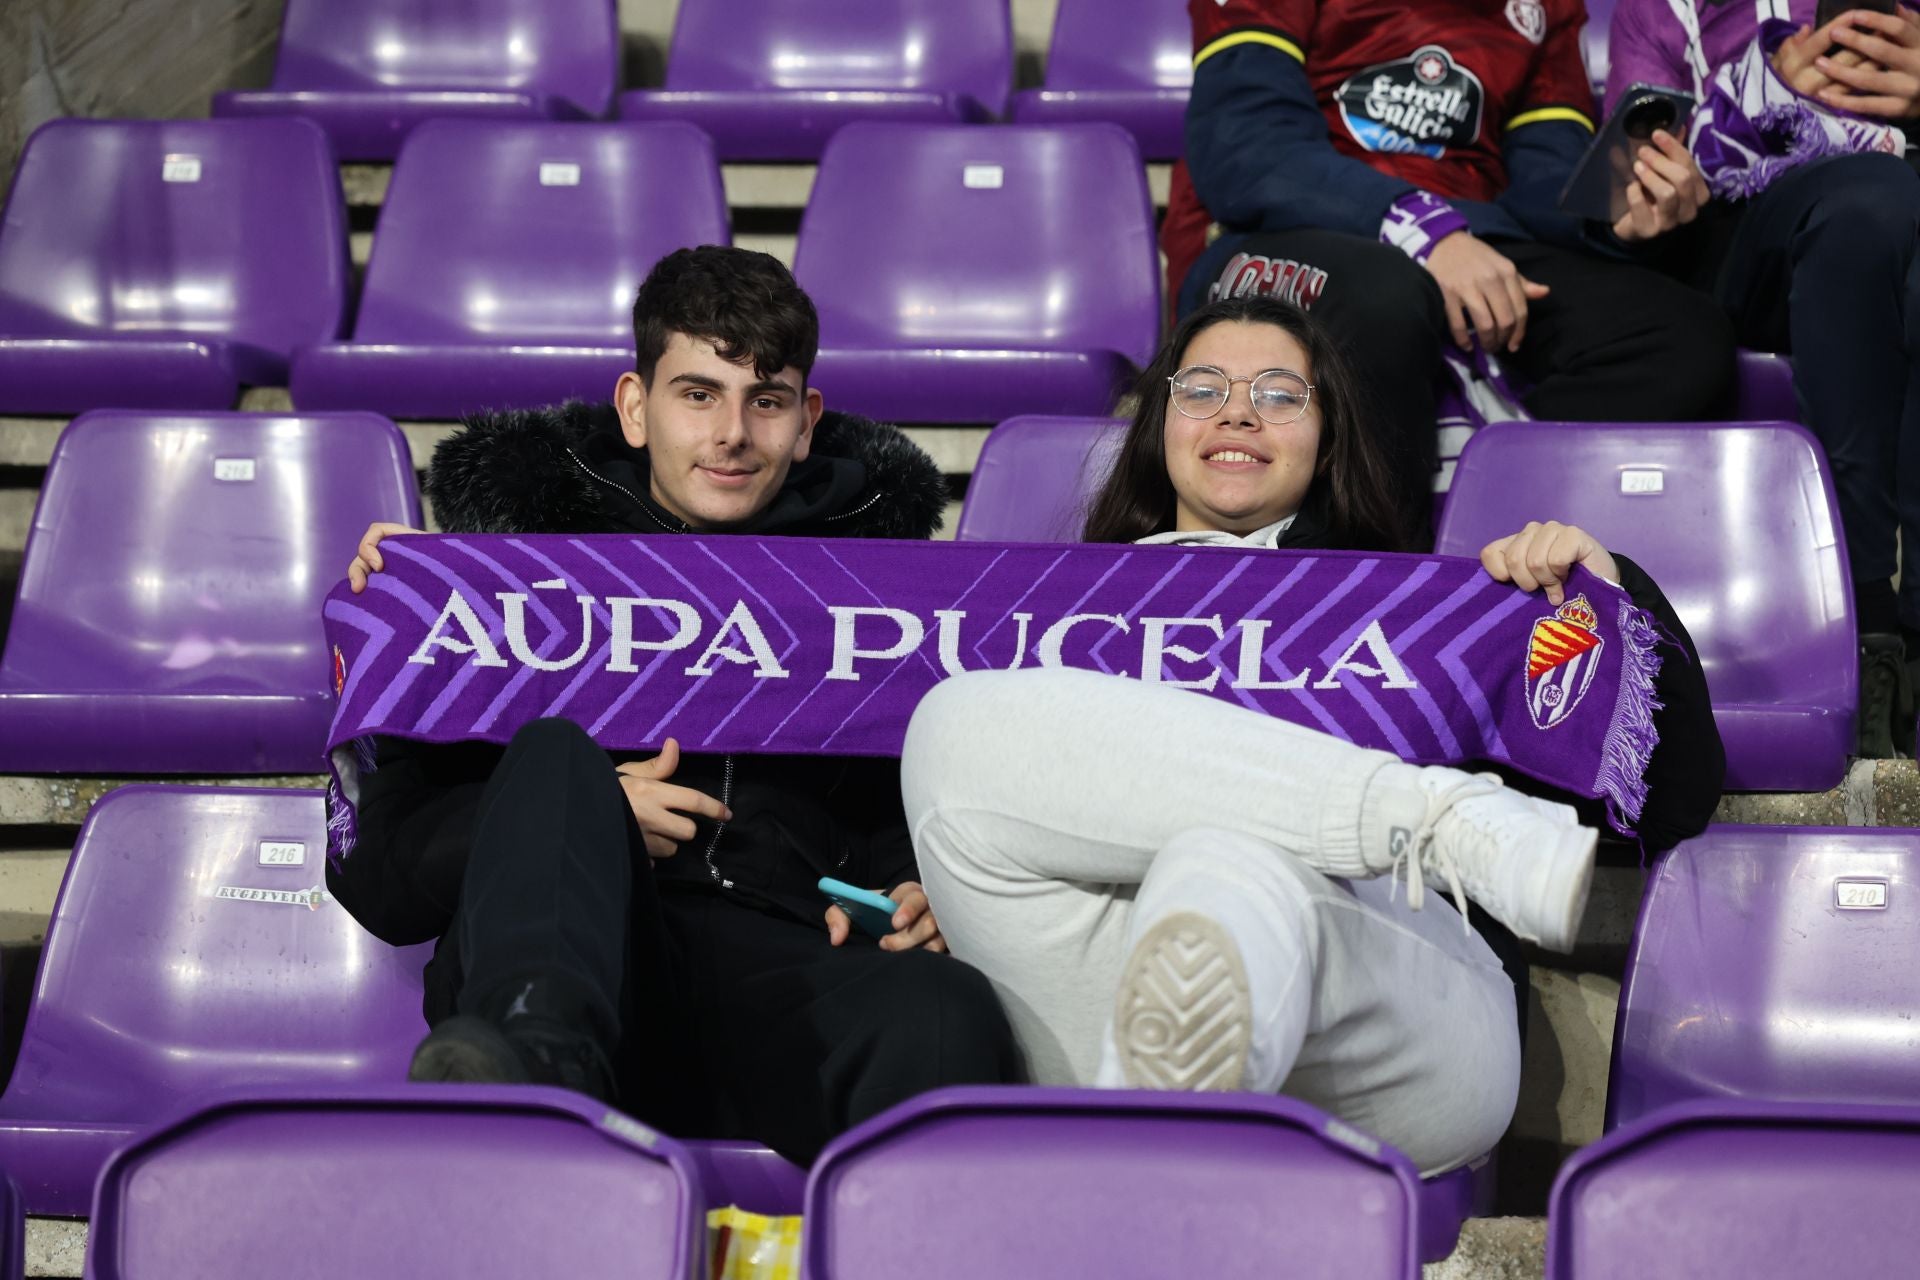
[709, 1207, 803, 1280]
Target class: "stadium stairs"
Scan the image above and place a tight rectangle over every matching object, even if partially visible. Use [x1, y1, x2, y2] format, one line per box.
[0, 139, 1906, 1280]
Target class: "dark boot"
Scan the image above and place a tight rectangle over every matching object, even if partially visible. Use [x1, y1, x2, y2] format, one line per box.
[408, 1014, 617, 1102]
[1858, 633, 1912, 758]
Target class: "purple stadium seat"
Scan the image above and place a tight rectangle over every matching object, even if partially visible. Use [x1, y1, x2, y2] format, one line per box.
[955, 416, 1126, 542]
[1581, 0, 1618, 94]
[1548, 1100, 1920, 1279]
[688, 1140, 807, 1214]
[211, 0, 618, 162]
[291, 120, 727, 420]
[88, 1086, 701, 1279]
[0, 788, 432, 1216]
[805, 1086, 1492, 1277]
[796, 125, 1160, 424]
[1435, 421, 1854, 792]
[0, 119, 347, 415]
[1731, 349, 1799, 421]
[1608, 826, 1920, 1131]
[1010, 0, 1193, 159]
[619, 0, 1012, 161]
[0, 410, 419, 775]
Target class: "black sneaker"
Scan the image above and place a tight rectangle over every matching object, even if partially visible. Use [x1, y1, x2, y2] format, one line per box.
[1858, 634, 1911, 759]
[408, 1014, 616, 1102]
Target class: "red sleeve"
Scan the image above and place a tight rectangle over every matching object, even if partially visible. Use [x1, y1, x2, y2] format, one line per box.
[1190, 0, 1316, 61]
[1515, 0, 1599, 127]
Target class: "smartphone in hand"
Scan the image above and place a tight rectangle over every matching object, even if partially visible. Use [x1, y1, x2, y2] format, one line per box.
[1557, 84, 1698, 223]
[819, 877, 900, 938]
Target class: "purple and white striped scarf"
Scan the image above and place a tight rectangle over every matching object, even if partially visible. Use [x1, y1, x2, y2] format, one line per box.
[1691, 18, 1906, 201]
[321, 535, 1664, 865]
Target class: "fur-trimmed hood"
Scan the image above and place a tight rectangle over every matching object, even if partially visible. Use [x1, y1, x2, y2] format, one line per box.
[426, 399, 947, 540]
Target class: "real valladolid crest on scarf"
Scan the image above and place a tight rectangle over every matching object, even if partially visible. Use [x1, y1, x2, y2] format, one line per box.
[321, 535, 1663, 865]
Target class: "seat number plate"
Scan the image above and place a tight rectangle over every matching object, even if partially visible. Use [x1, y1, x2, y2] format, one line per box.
[259, 841, 306, 867]
[963, 164, 1004, 189]
[213, 458, 256, 482]
[162, 155, 202, 183]
[1835, 878, 1888, 910]
[1620, 469, 1664, 495]
[540, 162, 581, 186]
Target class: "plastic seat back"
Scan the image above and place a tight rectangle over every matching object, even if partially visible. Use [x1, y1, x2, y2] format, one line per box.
[797, 124, 1158, 363]
[1608, 826, 1920, 1130]
[265, 0, 616, 112]
[351, 120, 728, 347]
[663, 0, 1011, 115]
[1435, 421, 1854, 791]
[1550, 1101, 1920, 1279]
[806, 1088, 1426, 1279]
[0, 119, 346, 383]
[89, 1087, 698, 1280]
[0, 410, 418, 773]
[955, 416, 1126, 542]
[0, 788, 430, 1212]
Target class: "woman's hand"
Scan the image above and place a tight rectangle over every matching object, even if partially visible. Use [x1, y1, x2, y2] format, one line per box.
[1612, 130, 1712, 242]
[1479, 521, 1620, 606]
[1422, 231, 1552, 354]
[825, 880, 949, 953]
[615, 738, 731, 860]
[1818, 7, 1920, 117]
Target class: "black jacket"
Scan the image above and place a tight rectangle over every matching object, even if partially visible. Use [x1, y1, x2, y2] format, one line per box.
[338, 400, 950, 945]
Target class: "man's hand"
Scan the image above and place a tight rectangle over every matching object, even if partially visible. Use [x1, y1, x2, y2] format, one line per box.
[346, 522, 424, 593]
[615, 738, 730, 860]
[1423, 231, 1551, 355]
[825, 880, 949, 953]
[1480, 521, 1620, 606]
[1818, 7, 1920, 117]
[1612, 130, 1712, 242]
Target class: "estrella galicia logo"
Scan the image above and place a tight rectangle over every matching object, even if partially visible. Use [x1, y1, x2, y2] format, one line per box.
[1336, 45, 1485, 158]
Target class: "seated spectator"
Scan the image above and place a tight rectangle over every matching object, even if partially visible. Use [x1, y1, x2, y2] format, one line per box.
[901, 298, 1723, 1175]
[1162, 0, 1737, 524]
[1607, 0, 1920, 756]
[335, 246, 1022, 1163]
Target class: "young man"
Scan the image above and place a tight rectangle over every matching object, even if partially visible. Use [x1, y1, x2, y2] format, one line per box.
[1162, 0, 1738, 519]
[333, 246, 1022, 1162]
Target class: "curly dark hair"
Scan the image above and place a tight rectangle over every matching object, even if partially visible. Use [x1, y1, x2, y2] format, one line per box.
[1081, 296, 1410, 550]
[631, 245, 820, 385]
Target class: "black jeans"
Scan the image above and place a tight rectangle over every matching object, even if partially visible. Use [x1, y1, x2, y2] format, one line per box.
[1690, 152, 1920, 629]
[1180, 228, 1738, 534]
[331, 718, 1023, 1163]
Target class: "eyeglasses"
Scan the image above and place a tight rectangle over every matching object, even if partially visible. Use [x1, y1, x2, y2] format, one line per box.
[1168, 365, 1315, 425]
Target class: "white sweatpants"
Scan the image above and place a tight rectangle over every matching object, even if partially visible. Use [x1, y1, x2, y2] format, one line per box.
[901, 667, 1521, 1175]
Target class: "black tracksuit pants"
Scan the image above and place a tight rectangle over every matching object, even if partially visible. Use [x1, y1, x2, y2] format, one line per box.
[330, 718, 1023, 1164]
[1681, 152, 1920, 632]
[1180, 229, 1738, 534]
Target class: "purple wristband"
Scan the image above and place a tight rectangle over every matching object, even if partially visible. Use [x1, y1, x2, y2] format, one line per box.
[1380, 192, 1470, 263]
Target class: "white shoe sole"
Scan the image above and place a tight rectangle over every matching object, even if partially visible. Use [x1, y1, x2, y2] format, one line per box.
[1113, 911, 1252, 1091]
[1531, 822, 1598, 954]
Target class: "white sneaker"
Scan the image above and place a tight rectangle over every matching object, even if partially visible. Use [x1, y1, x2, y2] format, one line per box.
[1397, 771, 1597, 954]
[1112, 911, 1253, 1091]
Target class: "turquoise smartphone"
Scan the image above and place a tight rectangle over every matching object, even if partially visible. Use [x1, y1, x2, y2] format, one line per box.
[818, 877, 899, 938]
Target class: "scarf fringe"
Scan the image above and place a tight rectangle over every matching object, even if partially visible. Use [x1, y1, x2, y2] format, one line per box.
[1598, 601, 1664, 836]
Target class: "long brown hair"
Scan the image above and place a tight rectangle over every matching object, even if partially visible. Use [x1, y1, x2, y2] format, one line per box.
[1082, 297, 1410, 549]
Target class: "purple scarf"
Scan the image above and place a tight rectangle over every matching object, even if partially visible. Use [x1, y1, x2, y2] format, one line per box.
[322, 535, 1664, 864]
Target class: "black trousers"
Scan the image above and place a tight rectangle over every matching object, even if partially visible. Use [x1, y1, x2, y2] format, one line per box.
[333, 718, 1023, 1163]
[1685, 152, 1920, 629]
[1180, 229, 1738, 533]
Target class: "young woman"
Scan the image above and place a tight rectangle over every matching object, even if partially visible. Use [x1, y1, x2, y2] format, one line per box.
[901, 297, 1723, 1174]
